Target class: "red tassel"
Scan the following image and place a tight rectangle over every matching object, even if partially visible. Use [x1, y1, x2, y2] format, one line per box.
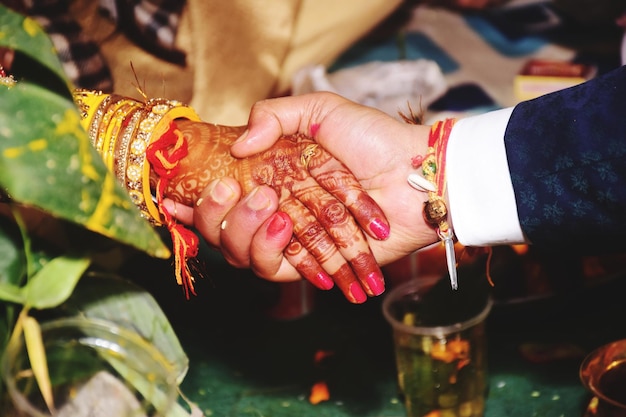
[147, 121, 199, 298]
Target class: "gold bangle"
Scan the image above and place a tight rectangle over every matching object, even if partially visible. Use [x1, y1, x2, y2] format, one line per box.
[73, 90, 201, 226]
[94, 95, 125, 155]
[73, 89, 109, 148]
[114, 106, 144, 186]
[126, 98, 200, 225]
[102, 100, 142, 172]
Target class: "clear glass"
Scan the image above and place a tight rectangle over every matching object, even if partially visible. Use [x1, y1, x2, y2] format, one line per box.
[580, 339, 626, 417]
[1, 317, 178, 417]
[382, 278, 492, 417]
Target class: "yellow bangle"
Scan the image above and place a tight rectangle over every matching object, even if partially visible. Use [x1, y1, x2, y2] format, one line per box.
[73, 90, 201, 225]
[130, 98, 201, 224]
[73, 89, 108, 147]
[101, 99, 142, 171]
[114, 107, 144, 187]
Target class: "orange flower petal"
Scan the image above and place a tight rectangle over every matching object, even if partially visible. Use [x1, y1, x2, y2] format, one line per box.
[431, 344, 455, 363]
[309, 381, 330, 405]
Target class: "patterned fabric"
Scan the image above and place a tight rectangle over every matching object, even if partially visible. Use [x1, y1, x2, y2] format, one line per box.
[100, 0, 186, 65]
[12, 0, 186, 91]
[505, 65, 626, 252]
[333, 2, 623, 119]
[25, 0, 113, 91]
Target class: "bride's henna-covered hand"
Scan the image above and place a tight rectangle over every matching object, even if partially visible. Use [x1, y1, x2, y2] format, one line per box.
[161, 120, 390, 303]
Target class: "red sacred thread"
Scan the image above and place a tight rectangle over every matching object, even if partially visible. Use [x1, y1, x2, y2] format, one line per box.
[146, 121, 199, 298]
[429, 119, 454, 195]
[429, 119, 495, 286]
[421, 118, 496, 287]
[423, 118, 456, 234]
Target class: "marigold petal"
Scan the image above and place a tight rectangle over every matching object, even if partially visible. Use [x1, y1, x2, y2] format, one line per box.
[309, 381, 330, 405]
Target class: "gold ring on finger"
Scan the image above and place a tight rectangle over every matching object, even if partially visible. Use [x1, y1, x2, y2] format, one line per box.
[301, 144, 319, 169]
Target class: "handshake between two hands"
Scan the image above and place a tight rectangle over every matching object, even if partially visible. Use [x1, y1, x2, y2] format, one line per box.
[163, 92, 440, 304]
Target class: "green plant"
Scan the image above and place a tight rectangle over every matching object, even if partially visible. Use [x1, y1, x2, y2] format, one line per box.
[0, 6, 198, 416]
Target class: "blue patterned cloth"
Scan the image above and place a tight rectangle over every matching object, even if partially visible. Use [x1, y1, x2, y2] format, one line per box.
[332, 1, 623, 117]
[506, 65, 626, 252]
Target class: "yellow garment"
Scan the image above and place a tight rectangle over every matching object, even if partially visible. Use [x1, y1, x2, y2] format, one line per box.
[71, 0, 401, 125]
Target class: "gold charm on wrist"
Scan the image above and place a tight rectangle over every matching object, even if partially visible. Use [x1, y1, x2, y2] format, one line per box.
[408, 118, 458, 290]
[423, 198, 448, 226]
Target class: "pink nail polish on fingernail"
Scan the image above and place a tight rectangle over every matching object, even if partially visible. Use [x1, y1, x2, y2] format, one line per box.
[267, 212, 289, 236]
[310, 123, 320, 136]
[314, 272, 334, 290]
[369, 218, 390, 240]
[349, 282, 367, 304]
[366, 272, 385, 296]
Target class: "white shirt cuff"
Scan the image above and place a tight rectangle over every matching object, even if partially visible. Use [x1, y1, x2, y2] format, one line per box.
[446, 107, 528, 246]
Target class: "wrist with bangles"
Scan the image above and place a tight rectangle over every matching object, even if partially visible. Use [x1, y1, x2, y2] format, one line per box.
[73, 89, 202, 297]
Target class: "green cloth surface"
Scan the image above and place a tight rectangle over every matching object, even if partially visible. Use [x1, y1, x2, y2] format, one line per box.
[135, 255, 626, 417]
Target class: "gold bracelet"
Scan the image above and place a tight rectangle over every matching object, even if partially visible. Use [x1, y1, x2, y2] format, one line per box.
[74, 89, 108, 148]
[74, 90, 201, 225]
[114, 106, 144, 187]
[102, 100, 143, 172]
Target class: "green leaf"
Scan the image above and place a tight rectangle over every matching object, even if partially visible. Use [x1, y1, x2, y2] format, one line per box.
[62, 273, 189, 383]
[0, 312, 9, 352]
[107, 353, 202, 417]
[0, 217, 27, 287]
[105, 355, 177, 416]
[23, 316, 54, 412]
[0, 6, 68, 87]
[0, 4, 169, 259]
[0, 81, 169, 258]
[22, 255, 90, 309]
[0, 282, 24, 304]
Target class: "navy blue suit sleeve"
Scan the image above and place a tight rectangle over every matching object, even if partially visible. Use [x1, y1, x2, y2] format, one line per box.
[505, 65, 626, 252]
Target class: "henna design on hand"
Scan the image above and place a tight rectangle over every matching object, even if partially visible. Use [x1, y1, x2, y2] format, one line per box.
[158, 120, 388, 303]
